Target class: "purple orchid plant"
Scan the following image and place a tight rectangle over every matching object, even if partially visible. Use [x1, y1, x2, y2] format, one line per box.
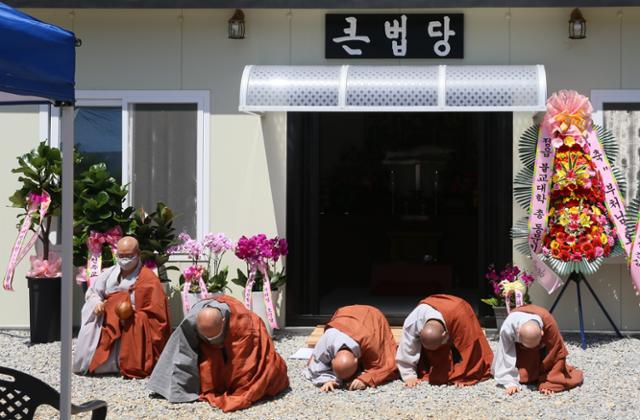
[481, 263, 534, 308]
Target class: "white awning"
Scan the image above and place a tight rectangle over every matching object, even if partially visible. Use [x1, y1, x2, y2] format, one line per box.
[239, 64, 546, 112]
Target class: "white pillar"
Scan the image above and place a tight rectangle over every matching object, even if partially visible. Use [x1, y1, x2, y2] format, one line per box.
[59, 105, 74, 420]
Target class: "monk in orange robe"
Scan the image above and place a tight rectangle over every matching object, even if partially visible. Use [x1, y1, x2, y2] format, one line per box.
[73, 236, 171, 378]
[492, 304, 583, 395]
[149, 295, 289, 412]
[396, 294, 493, 387]
[304, 305, 398, 391]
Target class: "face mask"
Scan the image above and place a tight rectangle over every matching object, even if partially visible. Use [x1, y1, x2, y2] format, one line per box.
[198, 325, 225, 345]
[118, 256, 138, 271]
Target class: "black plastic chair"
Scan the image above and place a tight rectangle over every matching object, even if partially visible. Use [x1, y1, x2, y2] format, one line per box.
[0, 366, 107, 420]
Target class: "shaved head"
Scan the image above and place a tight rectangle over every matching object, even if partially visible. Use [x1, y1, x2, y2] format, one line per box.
[332, 349, 358, 381]
[196, 307, 224, 338]
[420, 320, 448, 351]
[519, 320, 543, 349]
[117, 236, 139, 256]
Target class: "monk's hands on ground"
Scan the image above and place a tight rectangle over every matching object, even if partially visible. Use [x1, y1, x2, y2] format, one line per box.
[93, 301, 105, 315]
[505, 385, 521, 395]
[348, 379, 367, 391]
[540, 388, 555, 395]
[320, 380, 338, 392]
[404, 377, 420, 388]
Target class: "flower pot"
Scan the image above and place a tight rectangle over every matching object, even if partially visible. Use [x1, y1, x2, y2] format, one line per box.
[27, 276, 61, 344]
[251, 289, 280, 336]
[493, 306, 508, 331]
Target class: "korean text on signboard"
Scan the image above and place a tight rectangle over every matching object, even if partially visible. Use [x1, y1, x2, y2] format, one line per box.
[325, 14, 464, 59]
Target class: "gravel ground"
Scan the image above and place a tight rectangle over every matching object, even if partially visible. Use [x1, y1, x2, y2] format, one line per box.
[1, 329, 639, 420]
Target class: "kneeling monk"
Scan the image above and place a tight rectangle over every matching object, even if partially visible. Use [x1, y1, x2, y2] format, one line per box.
[396, 294, 493, 388]
[73, 236, 171, 378]
[492, 304, 583, 395]
[148, 295, 289, 412]
[304, 305, 398, 392]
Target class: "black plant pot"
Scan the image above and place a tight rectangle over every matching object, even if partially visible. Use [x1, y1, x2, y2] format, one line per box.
[27, 276, 61, 344]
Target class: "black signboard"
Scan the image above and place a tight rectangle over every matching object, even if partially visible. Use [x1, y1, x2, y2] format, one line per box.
[325, 14, 464, 59]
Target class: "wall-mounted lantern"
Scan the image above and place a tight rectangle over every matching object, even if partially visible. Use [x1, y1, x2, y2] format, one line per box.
[569, 8, 586, 40]
[228, 9, 245, 39]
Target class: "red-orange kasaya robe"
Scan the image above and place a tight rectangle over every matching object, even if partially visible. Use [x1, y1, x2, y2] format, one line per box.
[513, 304, 583, 392]
[325, 304, 398, 387]
[198, 295, 290, 412]
[88, 266, 171, 378]
[416, 294, 493, 385]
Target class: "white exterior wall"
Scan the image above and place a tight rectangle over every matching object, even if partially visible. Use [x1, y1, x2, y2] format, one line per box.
[1, 7, 639, 329]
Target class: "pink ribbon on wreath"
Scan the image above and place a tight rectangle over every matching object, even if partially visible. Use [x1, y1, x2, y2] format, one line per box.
[182, 265, 208, 313]
[4, 191, 51, 291]
[83, 226, 123, 285]
[528, 127, 564, 294]
[243, 262, 278, 330]
[585, 130, 640, 295]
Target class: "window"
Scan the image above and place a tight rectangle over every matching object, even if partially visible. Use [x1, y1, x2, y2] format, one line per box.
[592, 90, 640, 204]
[43, 91, 210, 238]
[75, 106, 122, 182]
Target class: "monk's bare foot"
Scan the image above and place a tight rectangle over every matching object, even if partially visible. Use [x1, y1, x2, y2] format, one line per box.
[348, 379, 367, 391]
[455, 382, 467, 388]
[320, 381, 338, 392]
[540, 388, 555, 395]
[505, 385, 520, 395]
[404, 378, 419, 388]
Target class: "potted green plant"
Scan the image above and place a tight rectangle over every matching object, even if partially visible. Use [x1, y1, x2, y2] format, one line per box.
[231, 234, 287, 335]
[481, 264, 534, 331]
[73, 163, 134, 290]
[129, 202, 179, 289]
[7, 142, 65, 343]
[170, 232, 234, 316]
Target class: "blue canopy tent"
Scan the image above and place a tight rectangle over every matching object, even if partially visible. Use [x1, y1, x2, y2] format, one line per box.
[0, 3, 76, 418]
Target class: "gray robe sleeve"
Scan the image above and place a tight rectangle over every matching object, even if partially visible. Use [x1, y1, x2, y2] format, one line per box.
[72, 269, 112, 374]
[303, 328, 361, 387]
[491, 312, 543, 388]
[396, 304, 446, 381]
[148, 299, 229, 403]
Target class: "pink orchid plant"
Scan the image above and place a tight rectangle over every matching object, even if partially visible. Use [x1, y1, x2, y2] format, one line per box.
[232, 234, 288, 291]
[169, 232, 234, 295]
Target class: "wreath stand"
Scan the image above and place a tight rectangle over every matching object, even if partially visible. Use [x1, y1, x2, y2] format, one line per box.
[549, 271, 623, 349]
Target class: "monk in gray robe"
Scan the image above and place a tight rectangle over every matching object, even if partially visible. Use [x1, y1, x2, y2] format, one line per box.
[73, 236, 170, 378]
[492, 304, 583, 395]
[396, 295, 493, 387]
[304, 305, 398, 392]
[148, 295, 289, 412]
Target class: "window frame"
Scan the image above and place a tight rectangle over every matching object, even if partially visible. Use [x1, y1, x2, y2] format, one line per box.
[42, 90, 211, 240]
[591, 89, 640, 127]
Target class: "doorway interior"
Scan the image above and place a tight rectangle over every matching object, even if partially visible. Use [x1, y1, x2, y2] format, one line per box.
[286, 112, 513, 326]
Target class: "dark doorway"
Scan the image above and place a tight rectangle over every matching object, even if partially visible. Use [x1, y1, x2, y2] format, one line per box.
[287, 112, 513, 326]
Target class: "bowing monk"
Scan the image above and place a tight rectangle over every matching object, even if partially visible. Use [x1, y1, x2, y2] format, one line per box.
[73, 236, 171, 378]
[492, 304, 583, 395]
[396, 294, 493, 388]
[148, 295, 289, 412]
[304, 305, 398, 392]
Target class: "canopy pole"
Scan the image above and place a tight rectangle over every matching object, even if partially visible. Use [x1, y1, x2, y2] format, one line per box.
[60, 105, 74, 420]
